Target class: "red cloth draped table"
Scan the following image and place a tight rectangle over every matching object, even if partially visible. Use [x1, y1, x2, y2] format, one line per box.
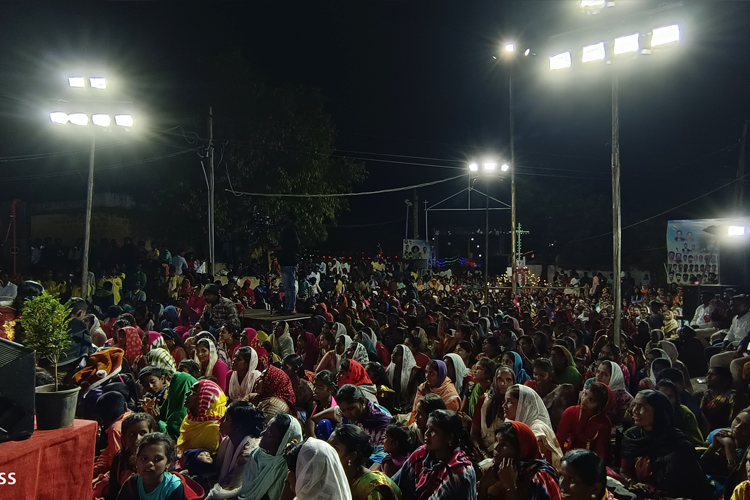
[0, 419, 97, 500]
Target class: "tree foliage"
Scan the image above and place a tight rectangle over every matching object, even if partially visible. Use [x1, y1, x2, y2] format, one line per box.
[156, 51, 366, 253]
[21, 291, 72, 390]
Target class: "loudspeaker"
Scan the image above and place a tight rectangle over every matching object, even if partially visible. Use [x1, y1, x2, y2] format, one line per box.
[0, 338, 35, 442]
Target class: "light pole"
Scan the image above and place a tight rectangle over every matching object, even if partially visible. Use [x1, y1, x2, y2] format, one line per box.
[404, 199, 413, 240]
[548, 21, 681, 345]
[49, 75, 134, 301]
[469, 160, 510, 300]
[502, 42, 519, 296]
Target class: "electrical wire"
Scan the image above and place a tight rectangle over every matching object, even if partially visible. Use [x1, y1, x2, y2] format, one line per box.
[225, 173, 467, 198]
[326, 217, 405, 228]
[567, 171, 750, 244]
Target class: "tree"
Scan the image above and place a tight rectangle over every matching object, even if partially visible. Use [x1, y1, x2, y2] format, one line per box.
[155, 51, 366, 256]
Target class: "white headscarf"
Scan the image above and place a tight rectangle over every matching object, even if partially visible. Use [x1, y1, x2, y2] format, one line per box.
[385, 344, 417, 395]
[366, 328, 378, 347]
[350, 342, 369, 366]
[195, 334, 219, 378]
[335, 334, 353, 370]
[513, 384, 562, 468]
[647, 348, 672, 385]
[332, 322, 347, 336]
[228, 347, 261, 401]
[444, 353, 469, 395]
[292, 438, 351, 500]
[603, 360, 627, 392]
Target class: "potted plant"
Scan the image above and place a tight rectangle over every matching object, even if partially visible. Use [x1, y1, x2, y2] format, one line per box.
[21, 290, 81, 430]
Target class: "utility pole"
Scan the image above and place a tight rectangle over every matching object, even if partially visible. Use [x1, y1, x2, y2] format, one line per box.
[81, 134, 96, 301]
[413, 189, 419, 239]
[208, 106, 215, 278]
[612, 73, 622, 347]
[485, 177, 490, 299]
[737, 120, 748, 211]
[423, 199, 428, 241]
[510, 66, 517, 296]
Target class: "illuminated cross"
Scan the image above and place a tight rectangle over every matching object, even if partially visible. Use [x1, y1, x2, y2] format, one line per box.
[516, 223, 530, 258]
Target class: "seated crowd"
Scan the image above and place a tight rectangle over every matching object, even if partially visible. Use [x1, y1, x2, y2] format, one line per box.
[14, 247, 750, 500]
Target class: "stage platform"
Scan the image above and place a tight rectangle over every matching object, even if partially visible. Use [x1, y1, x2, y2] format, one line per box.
[242, 309, 313, 322]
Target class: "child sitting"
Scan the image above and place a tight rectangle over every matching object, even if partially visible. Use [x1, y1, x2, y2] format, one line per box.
[106, 413, 157, 500]
[138, 366, 169, 410]
[380, 422, 414, 477]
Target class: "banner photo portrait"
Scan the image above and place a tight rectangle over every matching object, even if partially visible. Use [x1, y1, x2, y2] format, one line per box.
[666, 220, 720, 285]
[402, 239, 430, 260]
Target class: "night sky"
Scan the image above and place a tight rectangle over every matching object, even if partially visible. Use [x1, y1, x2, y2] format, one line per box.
[0, 1, 748, 267]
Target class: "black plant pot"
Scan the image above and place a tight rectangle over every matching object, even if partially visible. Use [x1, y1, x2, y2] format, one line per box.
[35, 384, 80, 430]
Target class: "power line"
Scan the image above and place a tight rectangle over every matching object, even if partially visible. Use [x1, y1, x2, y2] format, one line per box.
[327, 217, 405, 228]
[225, 173, 467, 198]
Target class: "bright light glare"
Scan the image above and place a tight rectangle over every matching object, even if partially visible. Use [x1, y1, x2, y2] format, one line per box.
[68, 77, 85, 88]
[501, 163, 510, 172]
[68, 113, 89, 126]
[728, 226, 746, 236]
[89, 77, 106, 89]
[49, 112, 68, 124]
[549, 51, 572, 70]
[651, 24, 680, 47]
[483, 162, 497, 171]
[614, 33, 640, 55]
[582, 42, 606, 62]
[580, 0, 606, 7]
[115, 114, 134, 127]
[469, 162, 479, 172]
[505, 43, 515, 53]
[524, 48, 530, 56]
[92, 114, 111, 127]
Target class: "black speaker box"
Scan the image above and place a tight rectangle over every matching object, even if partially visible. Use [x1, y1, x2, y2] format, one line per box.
[0, 338, 35, 442]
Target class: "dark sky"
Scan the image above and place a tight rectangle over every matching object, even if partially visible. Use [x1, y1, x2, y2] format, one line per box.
[0, 1, 748, 264]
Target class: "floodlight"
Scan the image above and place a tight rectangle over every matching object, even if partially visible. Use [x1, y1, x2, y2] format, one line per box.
[500, 163, 510, 172]
[728, 226, 746, 236]
[92, 114, 111, 127]
[115, 114, 134, 127]
[483, 162, 497, 171]
[549, 52, 572, 70]
[580, 0, 606, 7]
[469, 162, 479, 172]
[582, 42, 606, 62]
[49, 112, 68, 124]
[68, 77, 85, 88]
[505, 43, 515, 53]
[524, 49, 530, 56]
[89, 77, 106, 90]
[68, 113, 89, 126]
[614, 33, 640, 55]
[651, 24, 680, 47]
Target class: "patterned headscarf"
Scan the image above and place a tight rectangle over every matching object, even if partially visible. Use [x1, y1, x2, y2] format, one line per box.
[120, 326, 142, 365]
[257, 365, 296, 408]
[245, 328, 269, 371]
[189, 379, 227, 422]
[338, 359, 372, 387]
[350, 342, 370, 366]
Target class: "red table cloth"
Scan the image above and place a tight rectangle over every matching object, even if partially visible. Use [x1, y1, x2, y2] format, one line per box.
[0, 419, 97, 500]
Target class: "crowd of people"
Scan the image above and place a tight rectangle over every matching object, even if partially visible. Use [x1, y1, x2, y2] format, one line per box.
[7, 223, 750, 500]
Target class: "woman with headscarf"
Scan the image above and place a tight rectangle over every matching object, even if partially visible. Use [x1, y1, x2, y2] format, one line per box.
[117, 326, 142, 367]
[242, 328, 269, 371]
[296, 330, 321, 372]
[408, 360, 461, 425]
[443, 353, 471, 399]
[556, 382, 612, 463]
[85, 314, 107, 347]
[550, 345, 582, 388]
[155, 371, 197, 440]
[285, 438, 352, 500]
[221, 414, 304, 500]
[621, 390, 712, 500]
[504, 384, 564, 469]
[655, 379, 704, 447]
[658, 340, 695, 393]
[159, 305, 179, 330]
[594, 360, 633, 426]
[348, 341, 371, 367]
[478, 421, 562, 500]
[638, 348, 672, 391]
[338, 358, 379, 405]
[194, 336, 230, 392]
[501, 351, 530, 384]
[253, 364, 296, 410]
[228, 346, 261, 401]
[269, 320, 294, 361]
[177, 379, 227, 456]
[472, 366, 515, 457]
[386, 345, 417, 412]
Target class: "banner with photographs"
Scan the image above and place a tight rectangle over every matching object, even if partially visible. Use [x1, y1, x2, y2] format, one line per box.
[666, 220, 719, 285]
[402, 239, 431, 260]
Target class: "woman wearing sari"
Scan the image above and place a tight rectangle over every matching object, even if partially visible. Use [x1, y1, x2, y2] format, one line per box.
[594, 360, 632, 427]
[194, 336, 229, 392]
[444, 353, 471, 400]
[241, 328, 270, 370]
[296, 330, 321, 372]
[556, 382, 612, 463]
[177, 379, 227, 456]
[408, 360, 461, 425]
[478, 421, 562, 500]
[550, 345, 582, 389]
[472, 366, 515, 458]
[329, 424, 402, 500]
[253, 364, 296, 410]
[269, 321, 294, 361]
[117, 326, 142, 367]
[504, 384, 563, 469]
[285, 438, 352, 500]
[386, 345, 418, 412]
[227, 346, 261, 402]
[348, 342, 371, 367]
[338, 358, 379, 405]
[157, 371, 197, 440]
[501, 351, 530, 384]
